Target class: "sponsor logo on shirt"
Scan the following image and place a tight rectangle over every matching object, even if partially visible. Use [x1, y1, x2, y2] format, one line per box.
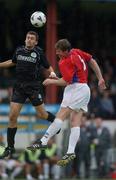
[17, 55, 37, 63]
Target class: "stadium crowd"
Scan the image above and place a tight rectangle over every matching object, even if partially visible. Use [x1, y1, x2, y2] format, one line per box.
[0, 116, 116, 180]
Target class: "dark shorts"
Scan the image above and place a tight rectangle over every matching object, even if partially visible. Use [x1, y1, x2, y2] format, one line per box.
[11, 81, 44, 106]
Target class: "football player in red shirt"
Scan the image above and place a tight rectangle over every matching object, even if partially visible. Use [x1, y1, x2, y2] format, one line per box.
[27, 39, 106, 166]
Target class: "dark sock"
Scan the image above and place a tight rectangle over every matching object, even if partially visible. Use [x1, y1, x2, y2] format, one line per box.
[7, 127, 17, 148]
[46, 111, 55, 122]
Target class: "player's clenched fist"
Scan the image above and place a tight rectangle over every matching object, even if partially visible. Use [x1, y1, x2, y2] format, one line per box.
[98, 78, 106, 90]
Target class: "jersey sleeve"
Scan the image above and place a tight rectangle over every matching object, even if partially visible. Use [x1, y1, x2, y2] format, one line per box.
[78, 49, 92, 62]
[40, 50, 50, 69]
[12, 50, 17, 63]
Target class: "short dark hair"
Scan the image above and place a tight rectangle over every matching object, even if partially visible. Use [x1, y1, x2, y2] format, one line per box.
[27, 31, 39, 41]
[55, 39, 71, 51]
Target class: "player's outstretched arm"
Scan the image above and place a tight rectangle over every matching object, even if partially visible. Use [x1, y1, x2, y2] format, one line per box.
[0, 59, 16, 68]
[43, 77, 67, 86]
[89, 58, 106, 90]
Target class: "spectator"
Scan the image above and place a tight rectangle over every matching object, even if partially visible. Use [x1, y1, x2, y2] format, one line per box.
[93, 117, 111, 178]
[40, 139, 60, 180]
[110, 77, 116, 117]
[0, 134, 8, 179]
[100, 90, 115, 118]
[23, 149, 42, 180]
[6, 157, 22, 180]
[112, 130, 116, 148]
[9, 149, 43, 180]
[89, 89, 102, 116]
[75, 115, 94, 178]
[11, 141, 60, 180]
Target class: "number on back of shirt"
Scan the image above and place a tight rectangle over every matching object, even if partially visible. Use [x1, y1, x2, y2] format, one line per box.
[78, 55, 86, 71]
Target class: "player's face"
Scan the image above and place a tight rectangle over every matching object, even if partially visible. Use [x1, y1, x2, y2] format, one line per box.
[56, 49, 69, 59]
[25, 34, 38, 49]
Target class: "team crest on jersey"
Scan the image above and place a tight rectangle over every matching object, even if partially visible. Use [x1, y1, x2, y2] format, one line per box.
[31, 52, 37, 58]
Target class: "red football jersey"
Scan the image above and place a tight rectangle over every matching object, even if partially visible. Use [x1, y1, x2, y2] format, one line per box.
[58, 48, 92, 83]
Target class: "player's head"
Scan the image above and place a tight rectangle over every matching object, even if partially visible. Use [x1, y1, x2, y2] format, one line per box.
[25, 31, 39, 49]
[95, 116, 103, 128]
[55, 39, 71, 59]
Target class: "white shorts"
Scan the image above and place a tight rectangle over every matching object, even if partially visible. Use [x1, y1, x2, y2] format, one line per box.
[61, 83, 90, 112]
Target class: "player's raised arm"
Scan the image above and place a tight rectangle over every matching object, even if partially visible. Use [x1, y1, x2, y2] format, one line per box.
[0, 59, 16, 68]
[88, 58, 106, 90]
[40, 50, 58, 79]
